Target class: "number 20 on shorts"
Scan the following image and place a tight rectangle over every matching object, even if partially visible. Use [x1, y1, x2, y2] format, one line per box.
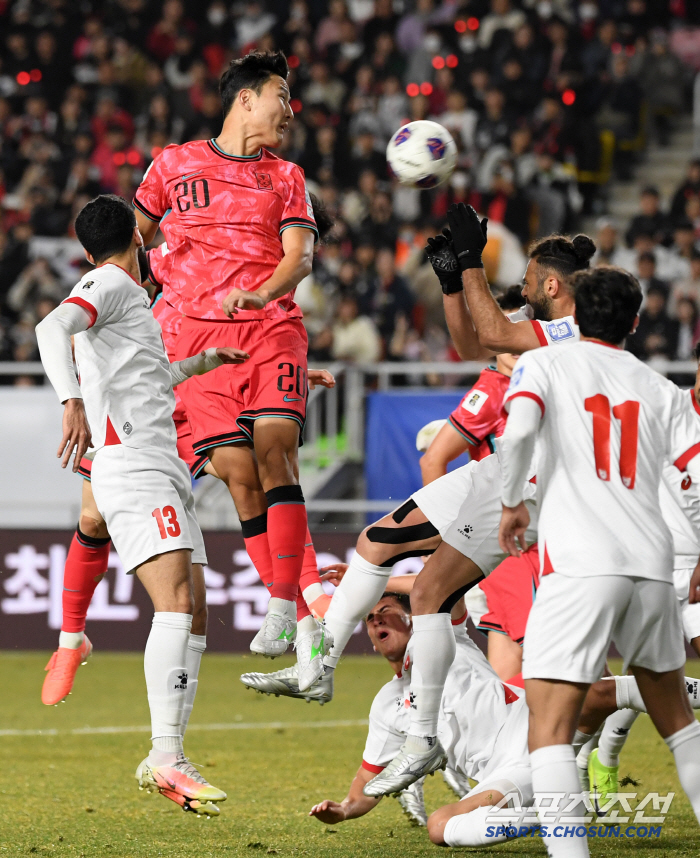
[152, 506, 182, 539]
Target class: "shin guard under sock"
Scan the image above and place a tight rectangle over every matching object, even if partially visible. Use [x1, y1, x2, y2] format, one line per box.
[61, 527, 111, 634]
[266, 485, 307, 603]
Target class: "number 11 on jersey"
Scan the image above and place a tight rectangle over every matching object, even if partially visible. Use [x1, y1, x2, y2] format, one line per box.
[584, 394, 640, 489]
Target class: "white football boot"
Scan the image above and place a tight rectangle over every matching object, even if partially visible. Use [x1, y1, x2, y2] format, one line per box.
[240, 663, 334, 704]
[249, 599, 296, 657]
[395, 777, 427, 826]
[294, 619, 334, 692]
[363, 738, 447, 797]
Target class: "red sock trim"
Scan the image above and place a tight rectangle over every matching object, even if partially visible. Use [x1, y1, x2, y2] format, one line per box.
[243, 531, 274, 590]
[267, 501, 307, 601]
[61, 530, 111, 633]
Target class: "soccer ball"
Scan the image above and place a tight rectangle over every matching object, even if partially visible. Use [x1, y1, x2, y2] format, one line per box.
[386, 121, 457, 189]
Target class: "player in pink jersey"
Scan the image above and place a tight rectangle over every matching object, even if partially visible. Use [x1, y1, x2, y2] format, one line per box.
[133, 51, 330, 690]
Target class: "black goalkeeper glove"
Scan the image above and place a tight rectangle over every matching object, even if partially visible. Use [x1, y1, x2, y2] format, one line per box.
[447, 203, 488, 271]
[426, 228, 463, 295]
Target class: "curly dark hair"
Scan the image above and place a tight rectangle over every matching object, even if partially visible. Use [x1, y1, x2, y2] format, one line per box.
[529, 234, 596, 284]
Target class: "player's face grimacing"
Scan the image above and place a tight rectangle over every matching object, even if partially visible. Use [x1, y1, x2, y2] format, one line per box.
[365, 598, 412, 660]
[250, 75, 293, 147]
[521, 259, 554, 322]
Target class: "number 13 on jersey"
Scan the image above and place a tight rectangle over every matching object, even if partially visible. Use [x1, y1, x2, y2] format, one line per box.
[584, 395, 640, 489]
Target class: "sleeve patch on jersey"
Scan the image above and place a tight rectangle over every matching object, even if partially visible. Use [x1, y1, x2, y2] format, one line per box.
[545, 319, 575, 342]
[462, 389, 489, 415]
[80, 278, 102, 294]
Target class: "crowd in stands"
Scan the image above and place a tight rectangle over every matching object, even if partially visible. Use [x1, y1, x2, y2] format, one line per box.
[0, 0, 698, 381]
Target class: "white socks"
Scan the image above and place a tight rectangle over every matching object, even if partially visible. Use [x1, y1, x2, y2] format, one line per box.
[530, 744, 590, 857]
[145, 611, 192, 763]
[665, 720, 700, 822]
[615, 675, 700, 713]
[59, 631, 84, 649]
[181, 633, 206, 738]
[443, 805, 512, 847]
[408, 613, 455, 739]
[297, 614, 318, 636]
[322, 554, 390, 669]
[267, 596, 296, 619]
[598, 709, 639, 767]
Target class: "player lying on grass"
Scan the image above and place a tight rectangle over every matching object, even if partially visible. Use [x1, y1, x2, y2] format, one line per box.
[134, 50, 330, 689]
[306, 589, 700, 847]
[36, 194, 248, 817]
[42, 190, 337, 709]
[499, 266, 700, 856]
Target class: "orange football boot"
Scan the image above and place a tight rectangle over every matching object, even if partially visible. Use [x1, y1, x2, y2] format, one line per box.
[41, 636, 93, 705]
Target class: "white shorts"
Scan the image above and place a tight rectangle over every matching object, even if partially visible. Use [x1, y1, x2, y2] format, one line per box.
[91, 445, 207, 573]
[673, 564, 700, 642]
[523, 573, 686, 683]
[414, 454, 538, 576]
[412, 460, 476, 535]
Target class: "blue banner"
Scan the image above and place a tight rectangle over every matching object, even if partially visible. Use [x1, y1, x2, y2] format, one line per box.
[364, 391, 472, 506]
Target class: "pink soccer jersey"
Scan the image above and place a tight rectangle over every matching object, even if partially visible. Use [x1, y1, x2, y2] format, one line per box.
[134, 140, 317, 322]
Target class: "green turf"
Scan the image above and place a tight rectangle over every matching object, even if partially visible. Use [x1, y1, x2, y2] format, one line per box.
[3, 653, 700, 857]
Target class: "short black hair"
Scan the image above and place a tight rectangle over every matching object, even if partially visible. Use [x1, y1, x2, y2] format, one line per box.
[219, 51, 289, 118]
[497, 285, 526, 311]
[529, 234, 596, 285]
[572, 267, 642, 345]
[380, 591, 412, 613]
[309, 192, 334, 243]
[74, 194, 136, 264]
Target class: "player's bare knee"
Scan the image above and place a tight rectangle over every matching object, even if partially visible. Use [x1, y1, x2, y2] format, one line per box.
[79, 512, 109, 540]
[356, 525, 394, 566]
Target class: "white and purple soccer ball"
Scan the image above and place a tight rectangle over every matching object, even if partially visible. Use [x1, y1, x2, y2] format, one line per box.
[386, 120, 457, 189]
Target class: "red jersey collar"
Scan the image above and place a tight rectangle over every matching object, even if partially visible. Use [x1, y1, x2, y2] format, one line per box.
[208, 138, 263, 162]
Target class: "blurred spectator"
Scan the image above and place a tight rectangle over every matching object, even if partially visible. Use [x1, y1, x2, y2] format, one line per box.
[670, 160, 700, 223]
[627, 283, 676, 360]
[636, 251, 670, 302]
[592, 219, 630, 268]
[330, 293, 381, 363]
[672, 296, 699, 361]
[370, 246, 415, 342]
[640, 29, 687, 146]
[625, 186, 671, 246]
[671, 250, 700, 314]
[478, 0, 526, 51]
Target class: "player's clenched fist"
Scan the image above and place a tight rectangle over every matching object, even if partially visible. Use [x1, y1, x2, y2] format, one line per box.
[222, 288, 268, 317]
[499, 501, 530, 558]
[59, 398, 93, 472]
[215, 347, 250, 364]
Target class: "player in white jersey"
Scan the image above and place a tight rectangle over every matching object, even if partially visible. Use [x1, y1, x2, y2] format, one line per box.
[245, 220, 594, 715]
[36, 195, 249, 816]
[498, 266, 700, 857]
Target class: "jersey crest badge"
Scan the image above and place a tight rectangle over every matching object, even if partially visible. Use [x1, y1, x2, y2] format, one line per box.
[123, 422, 133, 435]
[546, 319, 574, 342]
[256, 172, 273, 190]
[462, 389, 488, 415]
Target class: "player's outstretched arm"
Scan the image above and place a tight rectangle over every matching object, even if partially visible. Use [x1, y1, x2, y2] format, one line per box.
[498, 396, 542, 556]
[447, 204, 540, 354]
[309, 766, 380, 824]
[36, 303, 94, 471]
[223, 227, 314, 316]
[169, 347, 250, 387]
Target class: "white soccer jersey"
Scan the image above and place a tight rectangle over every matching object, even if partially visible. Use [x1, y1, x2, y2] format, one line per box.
[659, 390, 700, 564]
[362, 628, 524, 783]
[63, 264, 177, 452]
[504, 341, 700, 582]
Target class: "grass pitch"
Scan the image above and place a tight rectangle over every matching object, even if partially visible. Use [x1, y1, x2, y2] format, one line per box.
[4, 652, 700, 857]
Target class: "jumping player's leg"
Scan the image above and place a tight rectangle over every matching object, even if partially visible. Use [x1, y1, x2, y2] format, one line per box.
[42, 478, 110, 706]
[182, 563, 207, 738]
[322, 500, 442, 673]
